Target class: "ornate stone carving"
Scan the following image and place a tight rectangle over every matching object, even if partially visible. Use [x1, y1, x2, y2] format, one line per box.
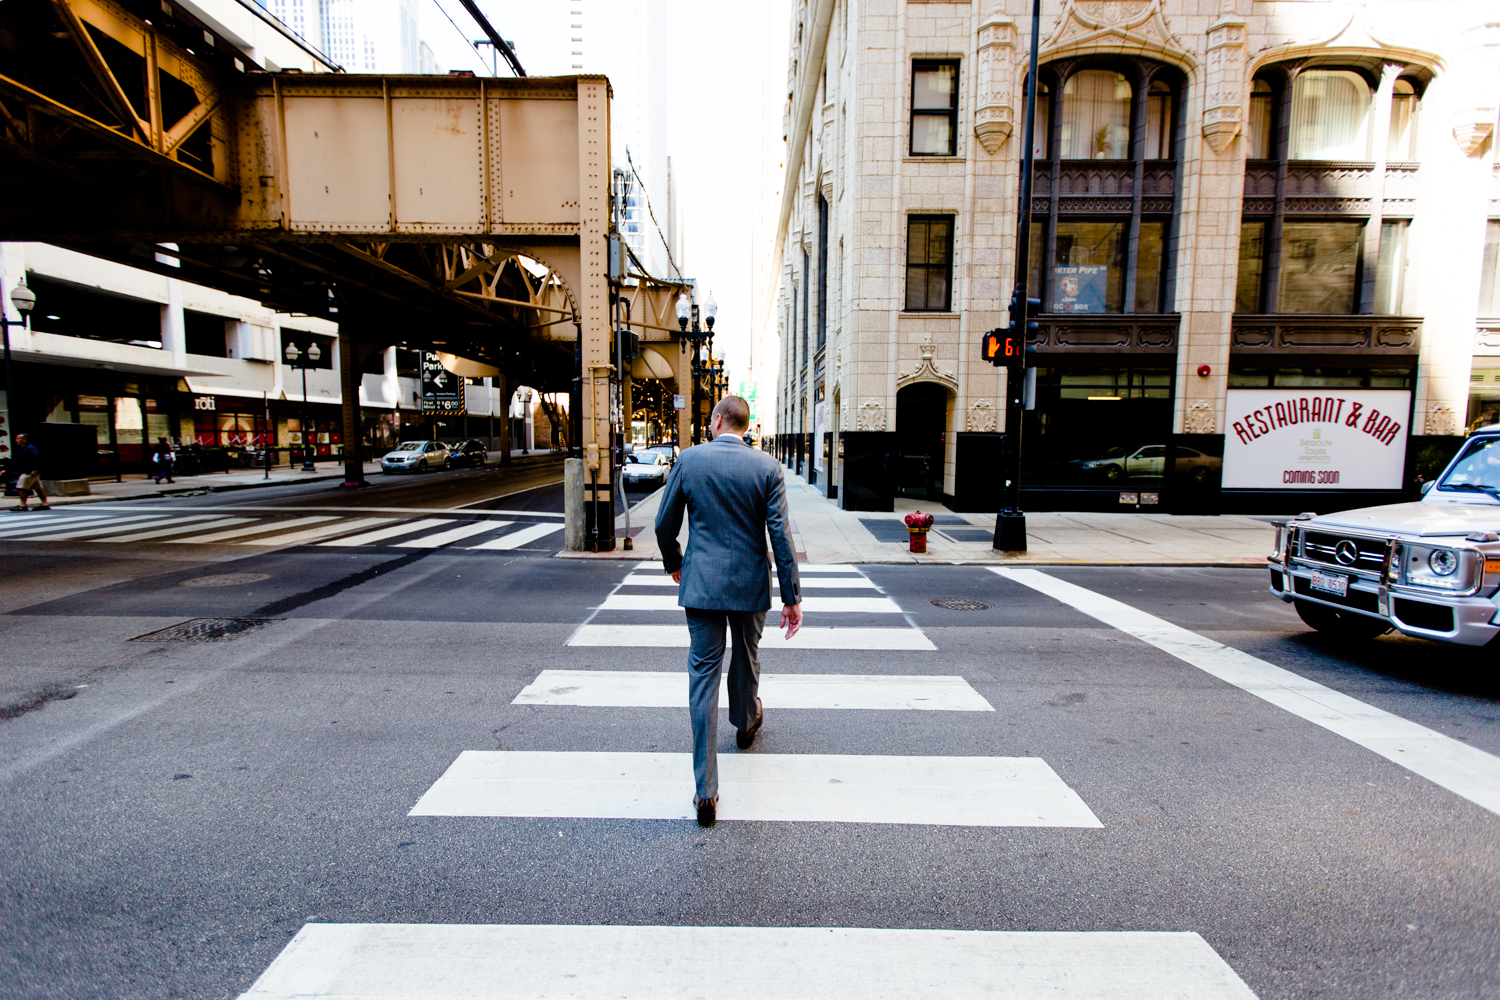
[974, 9, 1016, 155]
[897, 336, 959, 390]
[967, 399, 998, 433]
[857, 398, 886, 432]
[1201, 3, 1247, 154]
[1453, 122, 1494, 157]
[1427, 402, 1457, 437]
[1041, 0, 1194, 73]
[1185, 400, 1217, 435]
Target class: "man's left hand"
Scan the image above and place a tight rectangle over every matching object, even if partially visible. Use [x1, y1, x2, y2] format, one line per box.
[672, 570, 682, 584]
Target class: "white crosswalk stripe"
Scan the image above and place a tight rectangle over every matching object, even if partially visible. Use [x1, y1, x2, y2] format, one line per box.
[410, 751, 1102, 827]
[239, 924, 1258, 1000]
[170, 516, 338, 544]
[92, 515, 243, 542]
[317, 518, 452, 546]
[568, 623, 937, 650]
[395, 519, 510, 548]
[0, 512, 119, 535]
[514, 669, 993, 710]
[240, 517, 391, 546]
[621, 571, 878, 588]
[467, 521, 564, 549]
[4, 513, 171, 540]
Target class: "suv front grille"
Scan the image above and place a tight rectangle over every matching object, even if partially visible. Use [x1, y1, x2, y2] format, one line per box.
[1300, 531, 1387, 572]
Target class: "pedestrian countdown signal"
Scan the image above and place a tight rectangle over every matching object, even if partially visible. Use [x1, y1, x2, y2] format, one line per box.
[984, 329, 1026, 368]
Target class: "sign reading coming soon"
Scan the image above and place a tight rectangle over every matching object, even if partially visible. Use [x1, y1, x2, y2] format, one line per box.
[1222, 389, 1410, 490]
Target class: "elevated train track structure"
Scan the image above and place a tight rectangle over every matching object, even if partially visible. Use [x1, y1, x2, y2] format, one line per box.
[0, 0, 693, 550]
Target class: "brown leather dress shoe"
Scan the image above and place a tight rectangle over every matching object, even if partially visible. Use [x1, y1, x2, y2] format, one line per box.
[736, 697, 763, 750]
[693, 794, 717, 827]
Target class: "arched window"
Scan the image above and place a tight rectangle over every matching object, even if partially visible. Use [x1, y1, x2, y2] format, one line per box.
[1247, 79, 1273, 159]
[1387, 78, 1419, 161]
[1060, 70, 1131, 159]
[1144, 80, 1172, 158]
[1289, 70, 1372, 160]
[1031, 82, 1051, 158]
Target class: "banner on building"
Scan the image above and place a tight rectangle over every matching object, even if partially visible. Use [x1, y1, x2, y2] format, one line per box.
[419, 352, 464, 413]
[1050, 265, 1108, 313]
[672, 394, 685, 410]
[812, 402, 826, 472]
[1222, 389, 1410, 490]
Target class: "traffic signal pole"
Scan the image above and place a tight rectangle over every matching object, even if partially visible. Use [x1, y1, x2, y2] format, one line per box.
[992, 0, 1043, 552]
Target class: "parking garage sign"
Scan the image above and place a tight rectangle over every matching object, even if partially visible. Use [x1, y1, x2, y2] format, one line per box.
[420, 352, 464, 413]
[1222, 389, 1410, 489]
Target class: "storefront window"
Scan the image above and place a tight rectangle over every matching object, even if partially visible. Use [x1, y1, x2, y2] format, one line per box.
[1229, 367, 1413, 389]
[1052, 221, 1126, 313]
[1060, 71, 1131, 159]
[1469, 367, 1500, 433]
[1289, 70, 1372, 161]
[1278, 221, 1362, 314]
[78, 395, 111, 461]
[1022, 366, 1175, 488]
[114, 397, 143, 463]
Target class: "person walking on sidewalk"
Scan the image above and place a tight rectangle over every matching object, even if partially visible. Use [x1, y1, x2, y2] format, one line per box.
[151, 436, 176, 484]
[7, 433, 49, 511]
[654, 395, 802, 827]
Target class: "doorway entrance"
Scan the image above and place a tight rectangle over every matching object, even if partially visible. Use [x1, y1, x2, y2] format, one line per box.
[895, 382, 948, 500]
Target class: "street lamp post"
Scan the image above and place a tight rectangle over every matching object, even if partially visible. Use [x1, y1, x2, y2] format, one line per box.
[284, 340, 322, 472]
[2, 283, 35, 461]
[675, 291, 718, 444]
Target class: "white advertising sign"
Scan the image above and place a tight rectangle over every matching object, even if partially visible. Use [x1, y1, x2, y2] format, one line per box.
[812, 402, 826, 472]
[1223, 389, 1410, 490]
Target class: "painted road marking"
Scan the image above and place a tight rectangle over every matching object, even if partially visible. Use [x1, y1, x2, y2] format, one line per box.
[318, 518, 452, 547]
[0, 513, 119, 535]
[171, 516, 337, 544]
[513, 670, 993, 711]
[599, 594, 901, 614]
[239, 924, 1255, 1000]
[409, 751, 1099, 827]
[396, 520, 510, 548]
[8, 513, 171, 539]
[620, 572, 877, 589]
[467, 522, 564, 550]
[996, 567, 1500, 819]
[632, 561, 861, 574]
[93, 516, 247, 543]
[240, 518, 392, 546]
[567, 624, 937, 650]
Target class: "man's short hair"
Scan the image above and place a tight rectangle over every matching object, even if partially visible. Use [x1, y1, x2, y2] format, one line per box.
[712, 396, 750, 432]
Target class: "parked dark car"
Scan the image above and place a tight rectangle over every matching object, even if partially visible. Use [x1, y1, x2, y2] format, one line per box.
[448, 439, 489, 467]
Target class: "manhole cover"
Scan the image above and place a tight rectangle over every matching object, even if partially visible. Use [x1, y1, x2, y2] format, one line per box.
[929, 598, 993, 611]
[179, 573, 272, 588]
[132, 618, 281, 642]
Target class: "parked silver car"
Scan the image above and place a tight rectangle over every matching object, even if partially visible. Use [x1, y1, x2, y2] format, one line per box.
[381, 440, 450, 473]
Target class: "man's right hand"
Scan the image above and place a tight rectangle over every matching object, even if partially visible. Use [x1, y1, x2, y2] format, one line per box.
[780, 603, 803, 640]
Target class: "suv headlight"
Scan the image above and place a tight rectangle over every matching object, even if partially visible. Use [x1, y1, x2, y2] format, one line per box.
[1270, 522, 1287, 561]
[1403, 545, 1477, 591]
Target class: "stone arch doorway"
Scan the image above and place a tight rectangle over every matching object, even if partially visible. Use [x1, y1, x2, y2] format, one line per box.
[895, 382, 950, 500]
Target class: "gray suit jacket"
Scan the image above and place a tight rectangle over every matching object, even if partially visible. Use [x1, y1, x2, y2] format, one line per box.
[654, 434, 801, 612]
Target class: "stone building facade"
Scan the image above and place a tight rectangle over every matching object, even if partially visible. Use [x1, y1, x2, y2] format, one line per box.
[770, 0, 1500, 513]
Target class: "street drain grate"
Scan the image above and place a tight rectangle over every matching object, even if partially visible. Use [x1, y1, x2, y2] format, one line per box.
[131, 618, 281, 643]
[929, 598, 993, 611]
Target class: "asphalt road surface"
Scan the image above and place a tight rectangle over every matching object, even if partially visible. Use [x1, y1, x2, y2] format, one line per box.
[1, 504, 1497, 999]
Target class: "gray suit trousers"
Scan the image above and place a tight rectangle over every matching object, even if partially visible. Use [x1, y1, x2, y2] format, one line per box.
[685, 608, 766, 800]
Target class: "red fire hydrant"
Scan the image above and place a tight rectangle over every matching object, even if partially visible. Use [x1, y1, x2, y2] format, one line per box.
[904, 511, 935, 553]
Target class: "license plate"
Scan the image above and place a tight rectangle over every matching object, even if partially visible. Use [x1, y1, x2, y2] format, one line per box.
[1308, 569, 1348, 597]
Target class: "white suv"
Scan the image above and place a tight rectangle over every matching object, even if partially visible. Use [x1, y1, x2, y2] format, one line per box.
[1269, 426, 1500, 646]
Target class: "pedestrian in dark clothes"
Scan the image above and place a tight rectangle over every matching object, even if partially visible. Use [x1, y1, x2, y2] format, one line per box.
[151, 436, 176, 484]
[7, 432, 49, 510]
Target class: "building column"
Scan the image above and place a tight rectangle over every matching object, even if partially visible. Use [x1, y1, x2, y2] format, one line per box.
[161, 277, 186, 370]
[337, 328, 365, 485]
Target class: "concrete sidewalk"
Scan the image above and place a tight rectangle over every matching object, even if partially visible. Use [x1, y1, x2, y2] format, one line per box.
[583, 469, 1275, 566]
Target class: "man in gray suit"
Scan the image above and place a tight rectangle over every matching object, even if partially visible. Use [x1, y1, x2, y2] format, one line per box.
[655, 395, 802, 827]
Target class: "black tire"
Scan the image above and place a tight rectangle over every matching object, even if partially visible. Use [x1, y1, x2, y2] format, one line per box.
[417, 460, 428, 473]
[1294, 599, 1391, 639]
[1103, 465, 1122, 481]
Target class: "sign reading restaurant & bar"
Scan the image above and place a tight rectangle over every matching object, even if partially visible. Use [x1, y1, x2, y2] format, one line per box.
[1222, 389, 1410, 490]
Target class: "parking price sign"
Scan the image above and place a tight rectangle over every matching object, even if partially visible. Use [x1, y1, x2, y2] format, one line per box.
[420, 352, 464, 413]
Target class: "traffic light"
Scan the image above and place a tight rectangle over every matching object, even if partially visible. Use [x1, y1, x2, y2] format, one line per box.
[1009, 288, 1042, 339]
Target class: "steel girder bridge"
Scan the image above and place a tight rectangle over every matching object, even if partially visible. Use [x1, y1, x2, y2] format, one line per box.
[0, 0, 696, 550]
